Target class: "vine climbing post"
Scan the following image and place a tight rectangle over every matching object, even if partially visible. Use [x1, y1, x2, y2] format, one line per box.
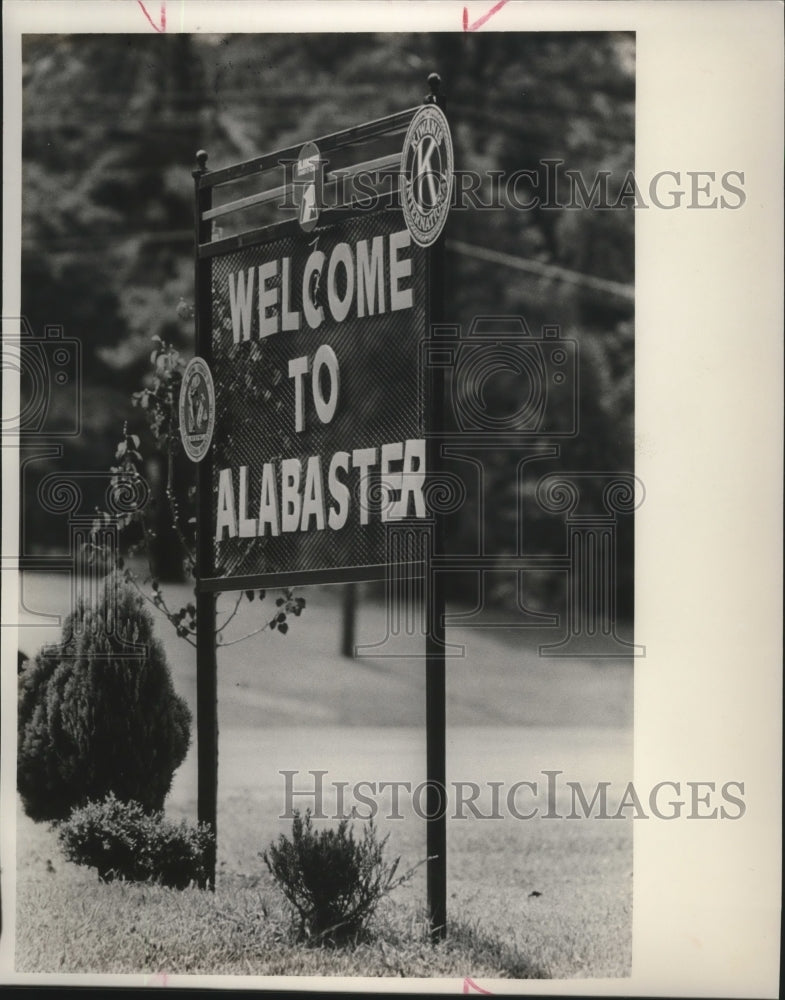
[193, 149, 219, 890]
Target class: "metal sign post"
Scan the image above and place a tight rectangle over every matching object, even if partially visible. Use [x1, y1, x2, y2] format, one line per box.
[192, 150, 218, 890]
[426, 224, 447, 940]
[185, 77, 452, 932]
[424, 72, 448, 938]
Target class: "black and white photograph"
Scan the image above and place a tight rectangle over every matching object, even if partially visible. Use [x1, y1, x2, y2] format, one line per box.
[1, 2, 781, 995]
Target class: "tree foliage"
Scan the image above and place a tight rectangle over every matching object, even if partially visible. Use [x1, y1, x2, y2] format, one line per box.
[17, 572, 191, 822]
[22, 32, 635, 614]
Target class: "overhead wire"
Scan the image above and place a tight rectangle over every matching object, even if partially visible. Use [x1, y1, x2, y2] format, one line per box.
[446, 239, 634, 301]
[21, 230, 633, 301]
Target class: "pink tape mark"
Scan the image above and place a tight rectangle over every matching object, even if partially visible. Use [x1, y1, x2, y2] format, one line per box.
[462, 0, 510, 31]
[138, 1, 167, 32]
[463, 978, 494, 995]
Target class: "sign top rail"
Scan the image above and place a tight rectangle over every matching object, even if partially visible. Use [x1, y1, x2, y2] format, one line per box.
[196, 106, 421, 191]
[193, 73, 450, 254]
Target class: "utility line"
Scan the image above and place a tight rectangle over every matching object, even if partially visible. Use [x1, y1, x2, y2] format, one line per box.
[21, 232, 634, 301]
[446, 238, 634, 301]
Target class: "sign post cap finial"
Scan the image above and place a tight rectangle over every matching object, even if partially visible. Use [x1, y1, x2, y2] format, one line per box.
[195, 149, 209, 173]
[425, 72, 445, 110]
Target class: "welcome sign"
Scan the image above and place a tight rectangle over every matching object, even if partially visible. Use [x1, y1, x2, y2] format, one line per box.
[185, 95, 453, 926]
[210, 212, 428, 583]
[189, 100, 453, 590]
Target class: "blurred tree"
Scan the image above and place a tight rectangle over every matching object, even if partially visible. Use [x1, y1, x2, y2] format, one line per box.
[22, 35, 209, 576]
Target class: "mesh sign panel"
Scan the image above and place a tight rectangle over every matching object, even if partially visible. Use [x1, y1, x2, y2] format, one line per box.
[209, 209, 427, 584]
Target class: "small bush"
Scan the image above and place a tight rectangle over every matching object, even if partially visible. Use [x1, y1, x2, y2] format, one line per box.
[59, 793, 214, 889]
[262, 809, 413, 944]
[18, 572, 191, 821]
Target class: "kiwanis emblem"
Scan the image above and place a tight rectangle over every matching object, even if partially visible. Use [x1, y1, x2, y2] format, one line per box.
[401, 104, 453, 247]
[179, 357, 215, 462]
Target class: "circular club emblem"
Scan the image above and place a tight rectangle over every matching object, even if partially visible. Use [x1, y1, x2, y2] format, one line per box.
[294, 140, 323, 233]
[401, 105, 453, 247]
[178, 357, 215, 462]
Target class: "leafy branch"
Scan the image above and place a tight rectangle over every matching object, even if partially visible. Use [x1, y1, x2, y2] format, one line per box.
[85, 307, 305, 647]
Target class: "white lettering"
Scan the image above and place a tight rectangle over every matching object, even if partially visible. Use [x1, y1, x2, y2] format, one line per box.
[327, 242, 354, 322]
[300, 455, 326, 531]
[396, 438, 426, 518]
[389, 229, 413, 311]
[258, 462, 280, 536]
[352, 447, 377, 526]
[216, 468, 238, 539]
[312, 345, 340, 424]
[281, 458, 302, 532]
[228, 268, 254, 343]
[258, 260, 279, 338]
[281, 257, 301, 330]
[303, 250, 325, 329]
[356, 236, 386, 317]
[328, 451, 351, 529]
[288, 355, 310, 433]
[238, 465, 257, 537]
[380, 441, 403, 522]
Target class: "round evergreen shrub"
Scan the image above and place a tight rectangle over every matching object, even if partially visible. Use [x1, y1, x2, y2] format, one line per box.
[18, 572, 191, 822]
[59, 793, 214, 889]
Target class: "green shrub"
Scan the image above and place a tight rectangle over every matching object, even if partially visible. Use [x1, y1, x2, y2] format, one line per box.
[17, 572, 191, 822]
[59, 793, 214, 888]
[262, 809, 411, 944]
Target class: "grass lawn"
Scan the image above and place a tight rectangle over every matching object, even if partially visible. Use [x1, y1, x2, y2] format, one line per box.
[15, 574, 633, 980]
